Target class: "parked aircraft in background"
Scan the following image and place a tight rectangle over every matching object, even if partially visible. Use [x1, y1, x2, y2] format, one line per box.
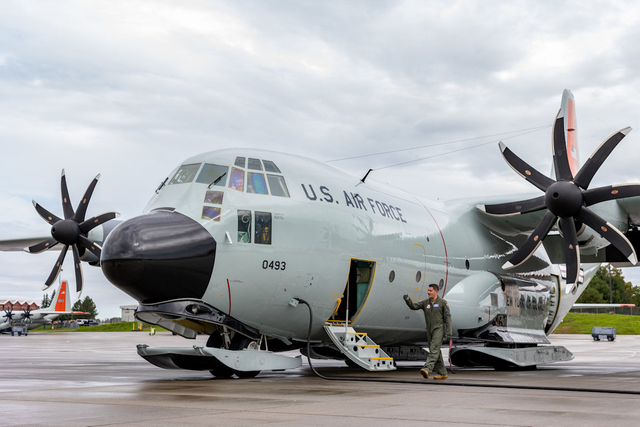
[1, 90, 640, 375]
[1, 280, 79, 334]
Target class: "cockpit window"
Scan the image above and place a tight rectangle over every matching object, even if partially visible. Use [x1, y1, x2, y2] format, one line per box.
[263, 160, 281, 173]
[267, 175, 290, 197]
[235, 157, 246, 168]
[168, 163, 201, 185]
[237, 210, 251, 243]
[247, 158, 263, 170]
[229, 168, 245, 191]
[247, 172, 269, 195]
[196, 164, 229, 187]
[255, 212, 272, 245]
[204, 191, 224, 204]
[202, 207, 221, 221]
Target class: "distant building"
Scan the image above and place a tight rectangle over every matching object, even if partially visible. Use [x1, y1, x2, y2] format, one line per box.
[120, 305, 137, 322]
[0, 300, 39, 311]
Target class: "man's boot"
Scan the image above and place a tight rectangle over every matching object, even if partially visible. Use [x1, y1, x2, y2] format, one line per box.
[420, 368, 429, 379]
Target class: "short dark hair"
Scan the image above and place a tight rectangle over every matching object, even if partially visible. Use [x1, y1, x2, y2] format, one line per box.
[428, 283, 439, 292]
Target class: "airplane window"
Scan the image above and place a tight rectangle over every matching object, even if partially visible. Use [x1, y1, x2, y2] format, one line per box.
[247, 173, 269, 195]
[204, 191, 224, 204]
[247, 158, 263, 170]
[235, 157, 246, 168]
[237, 210, 251, 243]
[267, 175, 290, 197]
[196, 164, 229, 187]
[202, 206, 221, 221]
[255, 211, 272, 245]
[229, 168, 245, 192]
[168, 163, 201, 185]
[263, 160, 281, 173]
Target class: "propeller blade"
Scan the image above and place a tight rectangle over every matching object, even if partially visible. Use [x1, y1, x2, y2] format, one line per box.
[559, 217, 580, 285]
[552, 116, 574, 181]
[33, 201, 61, 225]
[503, 210, 558, 269]
[72, 244, 84, 296]
[478, 195, 546, 216]
[583, 184, 640, 206]
[79, 211, 120, 233]
[576, 207, 638, 265]
[25, 238, 59, 254]
[61, 169, 75, 220]
[499, 142, 555, 192]
[74, 174, 101, 223]
[78, 235, 102, 259]
[573, 127, 632, 190]
[44, 245, 69, 290]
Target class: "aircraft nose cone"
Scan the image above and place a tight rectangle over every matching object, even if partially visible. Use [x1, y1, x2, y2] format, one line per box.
[101, 210, 216, 303]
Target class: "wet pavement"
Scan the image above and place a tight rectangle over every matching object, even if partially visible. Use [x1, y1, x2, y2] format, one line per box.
[1, 332, 640, 426]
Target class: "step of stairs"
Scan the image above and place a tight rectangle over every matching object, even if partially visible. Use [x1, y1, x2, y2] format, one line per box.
[323, 323, 395, 371]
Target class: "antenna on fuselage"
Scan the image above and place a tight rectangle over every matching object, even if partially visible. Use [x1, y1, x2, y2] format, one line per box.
[360, 169, 373, 183]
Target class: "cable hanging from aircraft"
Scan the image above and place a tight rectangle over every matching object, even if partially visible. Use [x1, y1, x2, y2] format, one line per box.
[374, 126, 548, 171]
[295, 298, 640, 396]
[326, 124, 550, 163]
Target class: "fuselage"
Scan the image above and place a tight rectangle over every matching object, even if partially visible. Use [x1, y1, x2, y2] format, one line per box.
[102, 148, 563, 345]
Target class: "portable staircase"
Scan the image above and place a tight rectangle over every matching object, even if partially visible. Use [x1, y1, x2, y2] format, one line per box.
[324, 322, 395, 371]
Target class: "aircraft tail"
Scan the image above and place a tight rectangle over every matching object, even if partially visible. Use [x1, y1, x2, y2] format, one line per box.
[40, 280, 73, 314]
[553, 89, 580, 178]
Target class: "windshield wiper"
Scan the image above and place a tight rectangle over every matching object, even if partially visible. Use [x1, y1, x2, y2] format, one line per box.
[208, 172, 227, 189]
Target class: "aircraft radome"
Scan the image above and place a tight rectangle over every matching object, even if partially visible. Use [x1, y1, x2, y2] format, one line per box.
[2, 89, 640, 377]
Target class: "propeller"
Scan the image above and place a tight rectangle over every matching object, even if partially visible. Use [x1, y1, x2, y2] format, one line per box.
[22, 306, 33, 323]
[24, 170, 119, 297]
[480, 111, 640, 286]
[4, 304, 15, 321]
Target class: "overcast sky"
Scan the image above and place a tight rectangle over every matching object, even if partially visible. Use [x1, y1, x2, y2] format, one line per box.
[2, 1, 640, 318]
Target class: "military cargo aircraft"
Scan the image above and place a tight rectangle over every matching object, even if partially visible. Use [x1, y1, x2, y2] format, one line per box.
[1, 90, 639, 376]
[1, 279, 78, 334]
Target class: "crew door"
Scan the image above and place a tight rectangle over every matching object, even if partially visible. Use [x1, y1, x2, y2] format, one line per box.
[330, 259, 376, 324]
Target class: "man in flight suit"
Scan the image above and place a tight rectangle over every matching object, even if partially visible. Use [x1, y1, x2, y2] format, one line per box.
[403, 283, 452, 379]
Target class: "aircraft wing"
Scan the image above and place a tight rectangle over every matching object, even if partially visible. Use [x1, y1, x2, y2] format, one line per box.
[475, 194, 640, 268]
[0, 237, 56, 252]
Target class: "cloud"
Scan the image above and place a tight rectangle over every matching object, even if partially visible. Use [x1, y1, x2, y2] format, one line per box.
[2, 1, 640, 317]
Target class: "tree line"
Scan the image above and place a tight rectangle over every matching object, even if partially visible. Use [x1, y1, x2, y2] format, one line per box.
[576, 266, 640, 305]
[41, 290, 99, 319]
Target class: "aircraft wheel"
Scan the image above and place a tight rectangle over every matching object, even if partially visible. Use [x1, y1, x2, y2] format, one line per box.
[230, 336, 261, 378]
[206, 330, 235, 378]
[206, 330, 225, 348]
[235, 370, 260, 379]
[209, 367, 235, 379]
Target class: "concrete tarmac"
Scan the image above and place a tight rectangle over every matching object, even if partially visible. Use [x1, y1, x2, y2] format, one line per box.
[1, 332, 640, 426]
